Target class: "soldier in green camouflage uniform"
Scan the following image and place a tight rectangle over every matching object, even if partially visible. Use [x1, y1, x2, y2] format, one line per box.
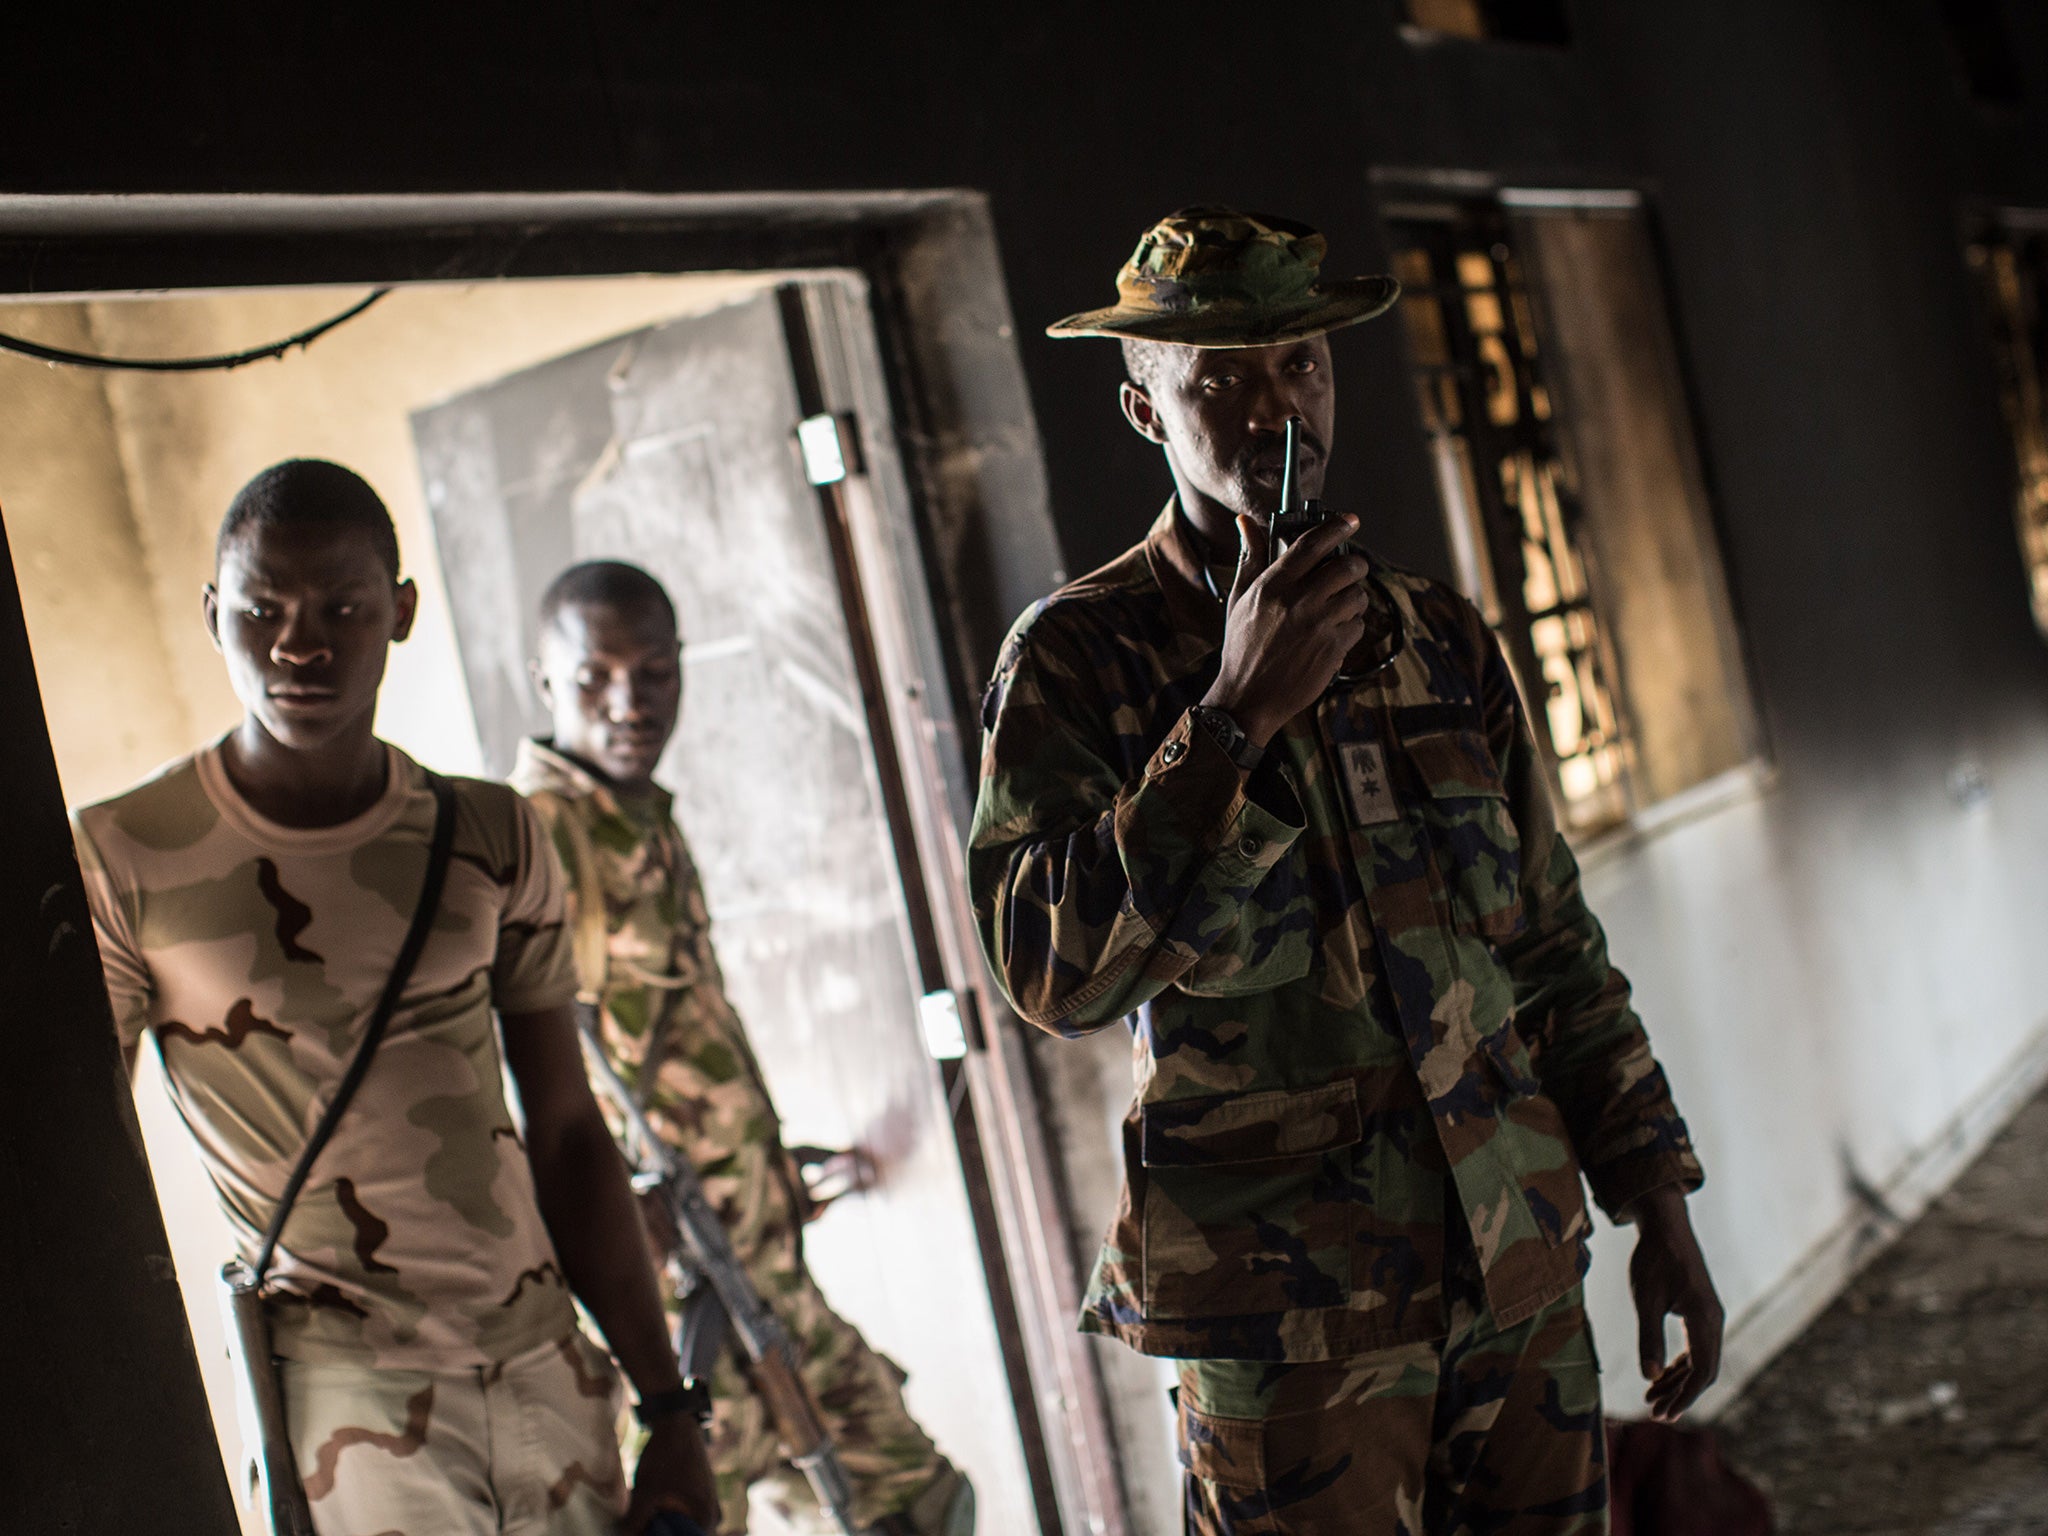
[970, 210, 1725, 1533]
[512, 561, 971, 1536]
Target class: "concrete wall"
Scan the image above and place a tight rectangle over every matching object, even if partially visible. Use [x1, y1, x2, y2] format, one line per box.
[0, 273, 775, 1517]
[8, 0, 2048, 1495]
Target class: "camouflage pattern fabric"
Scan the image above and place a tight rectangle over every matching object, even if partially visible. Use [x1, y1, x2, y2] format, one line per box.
[702, 1280, 967, 1534]
[278, 1328, 628, 1535]
[969, 501, 1703, 1364]
[1177, 1221, 1606, 1535]
[1045, 206, 1399, 347]
[73, 740, 581, 1368]
[510, 739, 954, 1533]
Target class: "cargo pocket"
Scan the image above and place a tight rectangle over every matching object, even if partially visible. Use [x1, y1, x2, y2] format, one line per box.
[1177, 1399, 1268, 1490]
[1403, 728, 1523, 942]
[1140, 1081, 1361, 1320]
[1179, 1389, 1417, 1498]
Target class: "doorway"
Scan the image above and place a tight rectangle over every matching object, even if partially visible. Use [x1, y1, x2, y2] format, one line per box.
[411, 277, 1034, 1524]
[0, 191, 1132, 1536]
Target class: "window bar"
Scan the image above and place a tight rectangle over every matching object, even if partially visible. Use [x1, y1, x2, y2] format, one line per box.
[1390, 207, 1634, 829]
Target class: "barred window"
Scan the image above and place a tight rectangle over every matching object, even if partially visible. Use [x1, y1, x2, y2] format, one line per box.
[1965, 219, 2048, 636]
[1385, 193, 1760, 834]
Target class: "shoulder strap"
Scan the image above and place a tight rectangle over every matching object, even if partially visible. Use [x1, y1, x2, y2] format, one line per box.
[251, 770, 460, 1286]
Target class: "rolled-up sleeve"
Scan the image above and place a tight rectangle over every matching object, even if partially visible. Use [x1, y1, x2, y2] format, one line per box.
[968, 611, 1303, 1036]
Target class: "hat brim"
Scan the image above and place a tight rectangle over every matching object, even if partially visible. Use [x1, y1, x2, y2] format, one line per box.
[1045, 275, 1401, 346]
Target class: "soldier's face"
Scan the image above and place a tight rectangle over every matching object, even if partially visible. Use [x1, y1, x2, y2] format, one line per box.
[533, 599, 683, 791]
[205, 522, 415, 755]
[1121, 336, 1335, 521]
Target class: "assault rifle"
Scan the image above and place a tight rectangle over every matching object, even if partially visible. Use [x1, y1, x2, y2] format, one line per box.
[574, 1006, 863, 1536]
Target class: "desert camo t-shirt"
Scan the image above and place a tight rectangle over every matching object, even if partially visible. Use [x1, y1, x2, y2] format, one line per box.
[72, 739, 580, 1368]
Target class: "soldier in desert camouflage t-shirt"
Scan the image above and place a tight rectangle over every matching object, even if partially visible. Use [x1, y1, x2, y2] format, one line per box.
[74, 458, 718, 1536]
[74, 740, 581, 1369]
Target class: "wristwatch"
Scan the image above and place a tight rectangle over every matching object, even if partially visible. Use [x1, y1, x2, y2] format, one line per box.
[634, 1379, 714, 1427]
[1190, 705, 1263, 772]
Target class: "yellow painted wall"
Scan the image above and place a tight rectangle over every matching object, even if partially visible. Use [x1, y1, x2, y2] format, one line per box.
[85, 273, 776, 775]
[0, 305, 194, 804]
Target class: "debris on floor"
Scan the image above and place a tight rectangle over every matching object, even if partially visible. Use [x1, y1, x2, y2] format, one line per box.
[1715, 1088, 2048, 1534]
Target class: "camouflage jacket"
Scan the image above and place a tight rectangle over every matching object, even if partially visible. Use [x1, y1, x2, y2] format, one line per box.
[510, 739, 807, 1273]
[969, 501, 1703, 1362]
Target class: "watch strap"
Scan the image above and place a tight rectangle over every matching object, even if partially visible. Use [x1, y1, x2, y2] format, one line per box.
[1191, 706, 1263, 772]
[634, 1379, 714, 1427]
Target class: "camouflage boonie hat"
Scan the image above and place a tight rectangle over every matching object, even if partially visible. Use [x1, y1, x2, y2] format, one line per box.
[1047, 207, 1399, 348]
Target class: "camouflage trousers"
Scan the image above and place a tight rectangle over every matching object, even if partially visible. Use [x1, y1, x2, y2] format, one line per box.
[1175, 1283, 1606, 1536]
[276, 1331, 627, 1536]
[678, 1259, 955, 1533]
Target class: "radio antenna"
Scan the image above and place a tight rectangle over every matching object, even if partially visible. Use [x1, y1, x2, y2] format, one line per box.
[1278, 416, 1302, 518]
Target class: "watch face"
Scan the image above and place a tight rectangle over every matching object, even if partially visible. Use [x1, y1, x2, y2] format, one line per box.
[1196, 707, 1256, 767]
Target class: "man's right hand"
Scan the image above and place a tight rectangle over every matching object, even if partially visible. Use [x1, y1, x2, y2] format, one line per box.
[1202, 513, 1373, 747]
[625, 1415, 723, 1533]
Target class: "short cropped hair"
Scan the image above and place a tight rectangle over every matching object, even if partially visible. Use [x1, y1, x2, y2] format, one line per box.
[538, 559, 678, 638]
[1122, 337, 1176, 393]
[216, 459, 400, 578]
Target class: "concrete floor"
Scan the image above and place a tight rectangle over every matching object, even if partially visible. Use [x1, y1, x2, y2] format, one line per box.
[1716, 1089, 2048, 1534]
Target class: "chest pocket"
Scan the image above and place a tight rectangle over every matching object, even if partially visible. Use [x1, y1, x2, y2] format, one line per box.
[1402, 728, 1523, 943]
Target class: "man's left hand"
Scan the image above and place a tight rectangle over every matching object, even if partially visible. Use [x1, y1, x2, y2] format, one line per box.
[1625, 1184, 1724, 1422]
[624, 1415, 722, 1533]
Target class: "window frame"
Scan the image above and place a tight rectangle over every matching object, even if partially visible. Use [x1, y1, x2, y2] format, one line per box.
[1380, 183, 1767, 843]
[1964, 206, 2048, 641]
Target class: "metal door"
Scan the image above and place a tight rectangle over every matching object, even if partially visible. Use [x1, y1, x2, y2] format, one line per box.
[412, 282, 1041, 1531]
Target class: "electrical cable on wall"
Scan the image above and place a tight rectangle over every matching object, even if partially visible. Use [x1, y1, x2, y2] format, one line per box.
[0, 288, 391, 372]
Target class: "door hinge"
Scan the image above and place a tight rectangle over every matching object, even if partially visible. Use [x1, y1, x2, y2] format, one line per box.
[797, 412, 862, 486]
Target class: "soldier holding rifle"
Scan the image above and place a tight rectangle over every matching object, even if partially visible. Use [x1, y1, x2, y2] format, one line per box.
[513, 560, 973, 1536]
[969, 209, 1723, 1533]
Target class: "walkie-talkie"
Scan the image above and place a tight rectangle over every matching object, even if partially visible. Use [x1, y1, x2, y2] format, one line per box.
[1267, 416, 1356, 561]
[1267, 416, 1402, 680]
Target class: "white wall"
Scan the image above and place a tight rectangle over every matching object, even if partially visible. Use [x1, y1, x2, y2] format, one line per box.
[1578, 722, 2048, 1415]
